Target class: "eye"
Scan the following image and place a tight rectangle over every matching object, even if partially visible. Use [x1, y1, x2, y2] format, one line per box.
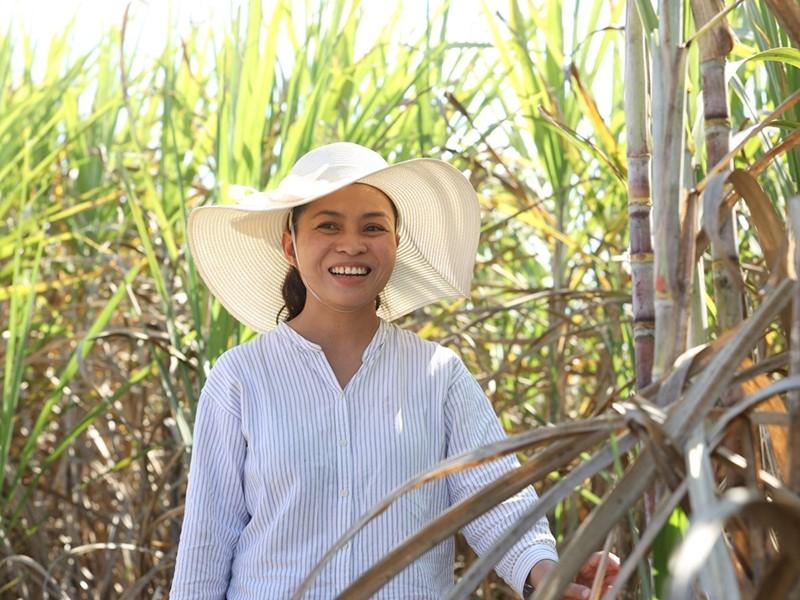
[316, 222, 339, 231]
[364, 224, 388, 233]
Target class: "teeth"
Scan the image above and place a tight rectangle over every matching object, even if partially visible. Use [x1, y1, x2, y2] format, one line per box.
[330, 266, 369, 275]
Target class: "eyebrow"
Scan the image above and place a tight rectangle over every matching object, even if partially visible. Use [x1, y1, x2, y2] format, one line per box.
[310, 210, 391, 220]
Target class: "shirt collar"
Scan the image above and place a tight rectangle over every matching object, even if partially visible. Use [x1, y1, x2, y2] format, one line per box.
[277, 318, 389, 363]
[362, 319, 388, 363]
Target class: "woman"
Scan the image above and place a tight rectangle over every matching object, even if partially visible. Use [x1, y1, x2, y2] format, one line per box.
[171, 142, 618, 599]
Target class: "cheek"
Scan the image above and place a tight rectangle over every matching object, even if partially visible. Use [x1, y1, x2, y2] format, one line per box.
[381, 247, 398, 275]
[300, 236, 330, 261]
[378, 238, 398, 261]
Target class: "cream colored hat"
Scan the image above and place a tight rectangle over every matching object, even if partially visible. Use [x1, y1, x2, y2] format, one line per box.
[187, 142, 480, 332]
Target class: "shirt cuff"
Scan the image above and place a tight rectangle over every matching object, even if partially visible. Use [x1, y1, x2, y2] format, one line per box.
[511, 544, 560, 597]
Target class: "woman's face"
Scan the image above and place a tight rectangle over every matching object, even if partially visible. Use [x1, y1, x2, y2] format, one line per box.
[281, 183, 399, 316]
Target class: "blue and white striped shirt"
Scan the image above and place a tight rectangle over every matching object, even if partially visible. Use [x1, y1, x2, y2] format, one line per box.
[170, 319, 557, 599]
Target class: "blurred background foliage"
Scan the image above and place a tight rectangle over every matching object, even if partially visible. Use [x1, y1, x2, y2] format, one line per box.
[1, 0, 798, 597]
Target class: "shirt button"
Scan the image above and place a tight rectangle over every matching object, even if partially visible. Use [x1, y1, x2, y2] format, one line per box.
[339, 488, 349, 497]
[339, 438, 348, 447]
[338, 391, 344, 400]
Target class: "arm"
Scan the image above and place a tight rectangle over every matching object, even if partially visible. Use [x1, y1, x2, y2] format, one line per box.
[443, 358, 558, 597]
[170, 353, 250, 600]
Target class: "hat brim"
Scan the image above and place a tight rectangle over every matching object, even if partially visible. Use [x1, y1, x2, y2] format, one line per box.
[187, 158, 480, 332]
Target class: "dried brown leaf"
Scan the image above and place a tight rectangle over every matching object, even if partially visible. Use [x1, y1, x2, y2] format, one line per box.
[667, 487, 800, 600]
[341, 431, 630, 600]
[665, 279, 793, 448]
[685, 426, 740, 599]
[294, 420, 624, 599]
[764, 0, 800, 47]
[535, 448, 657, 600]
[729, 170, 786, 276]
[695, 88, 800, 194]
[694, 129, 800, 264]
[445, 433, 639, 599]
[602, 480, 688, 600]
[736, 365, 796, 481]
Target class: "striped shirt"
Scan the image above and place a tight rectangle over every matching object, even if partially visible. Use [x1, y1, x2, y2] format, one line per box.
[170, 319, 557, 599]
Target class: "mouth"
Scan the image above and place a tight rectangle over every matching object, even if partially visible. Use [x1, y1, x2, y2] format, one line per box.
[328, 265, 372, 278]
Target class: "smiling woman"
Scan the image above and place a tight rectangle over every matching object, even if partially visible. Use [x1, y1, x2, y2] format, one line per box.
[171, 142, 618, 598]
[186, 143, 480, 333]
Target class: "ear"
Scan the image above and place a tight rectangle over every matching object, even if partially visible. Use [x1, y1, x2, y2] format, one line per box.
[281, 230, 297, 267]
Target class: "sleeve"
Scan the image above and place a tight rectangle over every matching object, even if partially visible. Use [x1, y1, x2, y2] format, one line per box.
[444, 356, 558, 597]
[170, 352, 250, 600]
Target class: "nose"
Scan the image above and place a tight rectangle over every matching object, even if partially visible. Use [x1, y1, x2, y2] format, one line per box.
[335, 231, 367, 255]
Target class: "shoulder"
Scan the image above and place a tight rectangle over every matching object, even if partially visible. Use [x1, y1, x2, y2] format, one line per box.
[386, 323, 466, 380]
[199, 332, 276, 413]
[211, 328, 279, 377]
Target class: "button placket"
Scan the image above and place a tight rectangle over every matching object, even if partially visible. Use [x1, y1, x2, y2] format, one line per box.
[334, 387, 354, 577]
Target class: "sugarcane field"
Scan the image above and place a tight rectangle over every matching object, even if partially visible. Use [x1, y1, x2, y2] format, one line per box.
[1, 1, 800, 598]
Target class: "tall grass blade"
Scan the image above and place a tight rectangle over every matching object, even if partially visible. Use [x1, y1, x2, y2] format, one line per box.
[0, 237, 42, 501]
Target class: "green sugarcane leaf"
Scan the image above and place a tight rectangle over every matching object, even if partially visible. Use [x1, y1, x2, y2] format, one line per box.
[634, 0, 658, 35]
[741, 47, 800, 70]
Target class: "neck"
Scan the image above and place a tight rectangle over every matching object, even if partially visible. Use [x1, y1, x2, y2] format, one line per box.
[288, 300, 381, 350]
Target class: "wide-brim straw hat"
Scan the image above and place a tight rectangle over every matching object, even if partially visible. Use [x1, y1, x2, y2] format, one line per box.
[188, 142, 480, 332]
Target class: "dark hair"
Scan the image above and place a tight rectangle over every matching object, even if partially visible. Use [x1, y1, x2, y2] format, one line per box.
[276, 193, 398, 323]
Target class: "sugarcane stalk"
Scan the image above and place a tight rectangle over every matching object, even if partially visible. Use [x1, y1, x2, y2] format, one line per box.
[689, 7, 750, 557]
[690, 0, 743, 333]
[645, 0, 690, 552]
[677, 148, 700, 347]
[689, 257, 708, 346]
[624, 6, 657, 571]
[789, 195, 800, 494]
[691, 0, 762, 567]
[550, 196, 567, 422]
[626, 0, 655, 390]
[685, 3, 751, 591]
[651, 0, 689, 381]
[688, 146, 708, 348]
